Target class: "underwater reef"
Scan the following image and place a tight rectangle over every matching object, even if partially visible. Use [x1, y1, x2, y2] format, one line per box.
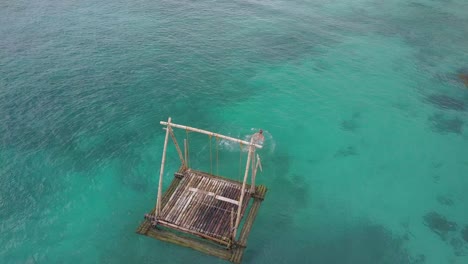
[423, 211, 457, 239]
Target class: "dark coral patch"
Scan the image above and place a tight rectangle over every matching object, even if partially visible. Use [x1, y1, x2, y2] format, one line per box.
[423, 212, 457, 239]
[458, 72, 468, 87]
[462, 226, 468, 243]
[334, 146, 358, 158]
[426, 94, 465, 111]
[450, 237, 466, 256]
[307, 224, 413, 264]
[341, 120, 358, 131]
[437, 195, 454, 206]
[340, 112, 361, 132]
[428, 113, 463, 134]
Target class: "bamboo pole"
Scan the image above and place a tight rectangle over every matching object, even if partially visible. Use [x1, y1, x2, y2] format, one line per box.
[155, 117, 171, 219]
[233, 145, 253, 239]
[250, 148, 256, 193]
[168, 127, 185, 167]
[213, 182, 231, 236]
[250, 154, 261, 193]
[160, 121, 263, 149]
[230, 207, 235, 242]
[157, 220, 230, 246]
[144, 227, 232, 261]
[184, 139, 188, 168]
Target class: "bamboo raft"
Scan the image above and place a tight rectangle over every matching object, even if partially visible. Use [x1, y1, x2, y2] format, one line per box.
[136, 118, 268, 263]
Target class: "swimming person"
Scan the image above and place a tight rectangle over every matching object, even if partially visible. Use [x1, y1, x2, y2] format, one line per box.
[251, 129, 264, 145]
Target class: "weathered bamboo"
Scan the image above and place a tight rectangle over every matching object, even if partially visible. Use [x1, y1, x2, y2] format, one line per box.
[155, 117, 171, 218]
[155, 169, 186, 225]
[189, 178, 209, 232]
[184, 139, 188, 168]
[218, 182, 235, 239]
[230, 207, 235, 242]
[163, 174, 191, 218]
[137, 166, 268, 263]
[195, 178, 218, 232]
[257, 154, 263, 172]
[168, 127, 185, 167]
[160, 121, 263, 149]
[204, 181, 225, 234]
[250, 154, 261, 193]
[233, 145, 253, 239]
[250, 148, 256, 193]
[174, 177, 197, 225]
[218, 186, 238, 238]
[177, 174, 203, 224]
[186, 176, 208, 230]
[199, 191, 218, 235]
[170, 174, 193, 221]
[180, 177, 197, 225]
[226, 189, 250, 238]
[191, 177, 212, 232]
[171, 176, 197, 224]
[185, 175, 207, 229]
[195, 177, 232, 240]
[238, 186, 267, 244]
[161, 169, 185, 206]
[158, 220, 230, 246]
[145, 227, 232, 260]
[163, 175, 186, 221]
[220, 185, 234, 238]
[188, 187, 239, 205]
[162, 176, 185, 218]
[197, 169, 252, 188]
[212, 181, 231, 237]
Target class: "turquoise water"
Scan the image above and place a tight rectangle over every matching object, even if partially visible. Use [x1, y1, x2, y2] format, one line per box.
[1, 0, 468, 263]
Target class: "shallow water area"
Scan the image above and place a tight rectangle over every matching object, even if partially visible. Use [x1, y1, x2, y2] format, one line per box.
[1, 0, 468, 263]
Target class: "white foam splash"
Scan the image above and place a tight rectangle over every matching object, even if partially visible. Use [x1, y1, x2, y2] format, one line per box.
[216, 129, 275, 155]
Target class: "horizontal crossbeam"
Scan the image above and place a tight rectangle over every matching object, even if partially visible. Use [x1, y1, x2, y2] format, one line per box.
[188, 187, 240, 206]
[160, 121, 262, 149]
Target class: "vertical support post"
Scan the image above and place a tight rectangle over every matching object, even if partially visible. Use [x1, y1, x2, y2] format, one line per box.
[250, 148, 256, 193]
[230, 207, 235, 243]
[233, 145, 253, 239]
[251, 154, 262, 193]
[155, 117, 171, 219]
[169, 127, 185, 167]
[184, 139, 188, 168]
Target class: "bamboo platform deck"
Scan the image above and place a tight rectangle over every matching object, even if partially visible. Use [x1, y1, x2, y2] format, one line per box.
[159, 169, 252, 244]
[136, 167, 267, 263]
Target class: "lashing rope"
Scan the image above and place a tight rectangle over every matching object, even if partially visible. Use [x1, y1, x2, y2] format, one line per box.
[239, 142, 243, 182]
[209, 135, 213, 175]
[216, 136, 219, 176]
[186, 129, 190, 168]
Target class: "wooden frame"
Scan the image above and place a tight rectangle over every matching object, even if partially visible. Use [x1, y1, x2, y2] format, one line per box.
[137, 118, 267, 263]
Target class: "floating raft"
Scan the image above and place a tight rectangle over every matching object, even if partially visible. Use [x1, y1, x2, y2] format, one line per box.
[136, 118, 267, 263]
[137, 167, 267, 263]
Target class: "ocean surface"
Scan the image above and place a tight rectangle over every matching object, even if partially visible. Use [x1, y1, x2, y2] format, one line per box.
[1, 0, 468, 263]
